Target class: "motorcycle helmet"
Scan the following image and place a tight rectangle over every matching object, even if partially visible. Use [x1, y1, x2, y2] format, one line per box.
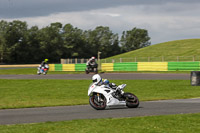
[44, 59, 48, 62]
[92, 74, 102, 84]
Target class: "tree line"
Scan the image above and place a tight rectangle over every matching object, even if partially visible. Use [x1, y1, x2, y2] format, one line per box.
[0, 20, 151, 64]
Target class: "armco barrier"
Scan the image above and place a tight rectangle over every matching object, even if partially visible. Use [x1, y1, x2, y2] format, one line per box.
[48, 62, 200, 71]
[101, 63, 113, 71]
[75, 64, 86, 71]
[114, 62, 137, 71]
[168, 62, 200, 71]
[101, 62, 200, 72]
[63, 64, 75, 71]
[138, 62, 168, 71]
[48, 64, 55, 71]
[49, 64, 86, 71]
[55, 64, 62, 71]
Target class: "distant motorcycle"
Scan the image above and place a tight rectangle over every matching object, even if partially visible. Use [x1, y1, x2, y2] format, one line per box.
[37, 64, 49, 75]
[88, 83, 139, 110]
[85, 62, 98, 74]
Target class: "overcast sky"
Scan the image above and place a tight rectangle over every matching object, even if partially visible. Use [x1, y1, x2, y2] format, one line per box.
[1, 0, 200, 44]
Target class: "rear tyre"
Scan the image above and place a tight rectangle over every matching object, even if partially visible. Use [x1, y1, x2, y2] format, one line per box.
[89, 93, 106, 110]
[85, 69, 89, 74]
[94, 68, 98, 74]
[124, 93, 139, 108]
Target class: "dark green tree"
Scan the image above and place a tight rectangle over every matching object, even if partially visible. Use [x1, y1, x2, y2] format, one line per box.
[62, 24, 88, 58]
[26, 26, 41, 63]
[120, 27, 151, 52]
[85, 26, 120, 58]
[0, 35, 6, 63]
[0, 20, 152, 63]
[0, 20, 10, 63]
[37, 22, 64, 63]
[0, 20, 28, 63]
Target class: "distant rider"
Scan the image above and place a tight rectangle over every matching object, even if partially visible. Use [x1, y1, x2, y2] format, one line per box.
[39, 59, 49, 71]
[86, 56, 97, 69]
[92, 74, 123, 95]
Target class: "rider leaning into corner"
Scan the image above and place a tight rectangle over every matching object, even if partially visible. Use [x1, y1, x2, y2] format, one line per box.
[39, 59, 49, 70]
[86, 56, 96, 68]
[92, 74, 124, 95]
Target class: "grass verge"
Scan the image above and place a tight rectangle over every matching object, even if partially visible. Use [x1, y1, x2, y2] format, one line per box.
[0, 68, 190, 75]
[0, 113, 200, 133]
[106, 39, 200, 60]
[0, 68, 85, 75]
[0, 79, 200, 109]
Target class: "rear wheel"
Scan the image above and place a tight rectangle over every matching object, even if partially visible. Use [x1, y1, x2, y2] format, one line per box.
[85, 70, 89, 74]
[89, 93, 106, 110]
[85, 68, 89, 74]
[124, 93, 139, 108]
[94, 68, 98, 74]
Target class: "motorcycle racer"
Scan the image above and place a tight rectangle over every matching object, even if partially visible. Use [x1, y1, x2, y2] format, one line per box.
[92, 74, 122, 94]
[86, 57, 96, 68]
[41, 59, 49, 68]
[38, 59, 49, 74]
[85, 57, 98, 74]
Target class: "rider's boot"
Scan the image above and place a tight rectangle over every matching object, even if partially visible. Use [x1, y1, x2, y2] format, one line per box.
[117, 88, 124, 96]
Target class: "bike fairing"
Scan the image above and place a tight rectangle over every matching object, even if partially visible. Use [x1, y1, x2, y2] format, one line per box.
[88, 74, 139, 110]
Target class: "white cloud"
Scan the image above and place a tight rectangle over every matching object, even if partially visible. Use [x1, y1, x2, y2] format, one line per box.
[90, 12, 121, 17]
[3, 1, 200, 44]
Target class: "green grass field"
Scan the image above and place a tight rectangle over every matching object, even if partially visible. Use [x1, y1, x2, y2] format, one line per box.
[0, 68, 191, 75]
[0, 113, 200, 133]
[0, 79, 200, 109]
[106, 39, 200, 61]
[0, 68, 86, 75]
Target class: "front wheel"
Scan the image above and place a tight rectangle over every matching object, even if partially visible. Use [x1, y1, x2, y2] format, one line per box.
[124, 93, 139, 108]
[37, 70, 41, 75]
[89, 93, 107, 110]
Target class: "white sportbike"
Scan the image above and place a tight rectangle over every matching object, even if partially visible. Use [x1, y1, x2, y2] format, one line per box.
[88, 83, 139, 110]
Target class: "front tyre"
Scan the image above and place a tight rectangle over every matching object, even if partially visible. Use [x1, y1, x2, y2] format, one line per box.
[37, 70, 41, 75]
[124, 93, 139, 108]
[89, 93, 106, 110]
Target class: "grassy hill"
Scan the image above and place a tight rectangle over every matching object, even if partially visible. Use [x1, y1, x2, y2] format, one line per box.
[104, 39, 200, 62]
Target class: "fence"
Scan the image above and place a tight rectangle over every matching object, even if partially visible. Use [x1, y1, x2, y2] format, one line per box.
[101, 56, 200, 63]
[60, 58, 89, 64]
[49, 61, 200, 72]
[49, 64, 86, 71]
[61, 56, 200, 64]
[101, 62, 200, 71]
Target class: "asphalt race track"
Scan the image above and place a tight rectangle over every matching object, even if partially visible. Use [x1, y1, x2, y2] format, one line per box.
[0, 73, 199, 125]
[0, 98, 200, 125]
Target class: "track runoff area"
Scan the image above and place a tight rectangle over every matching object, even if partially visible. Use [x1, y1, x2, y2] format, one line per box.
[0, 72, 200, 124]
